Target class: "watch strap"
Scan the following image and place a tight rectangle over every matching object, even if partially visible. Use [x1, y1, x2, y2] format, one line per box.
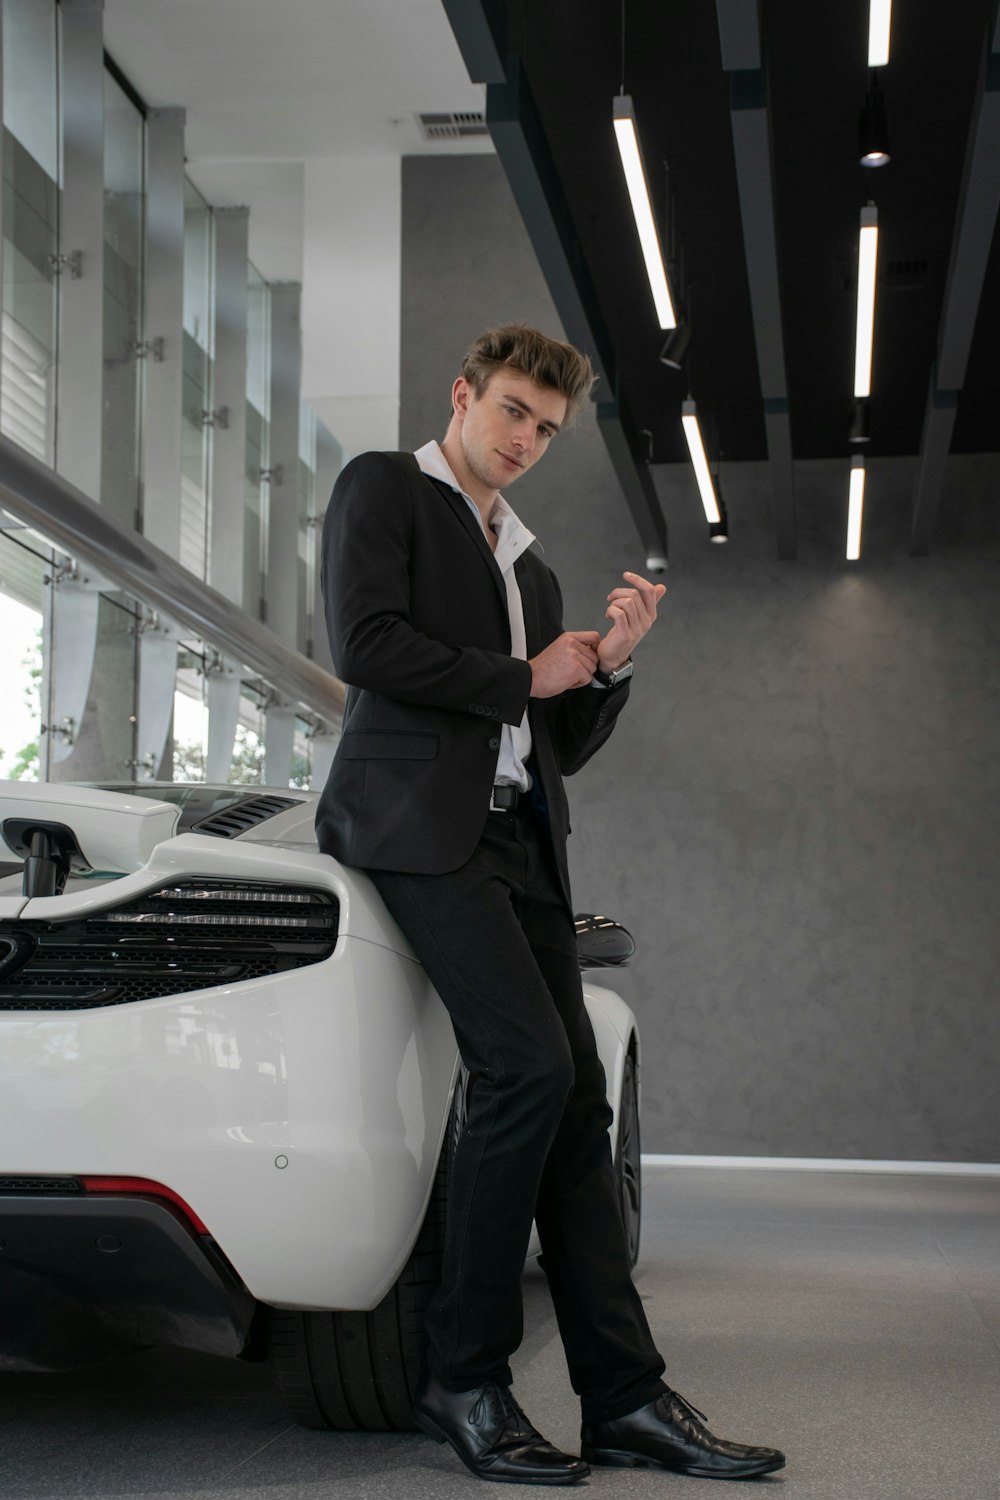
[594, 658, 633, 688]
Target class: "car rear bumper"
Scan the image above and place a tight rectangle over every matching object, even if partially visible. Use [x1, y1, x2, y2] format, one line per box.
[0, 1192, 256, 1371]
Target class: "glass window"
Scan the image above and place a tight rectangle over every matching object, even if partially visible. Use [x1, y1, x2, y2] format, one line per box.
[173, 638, 209, 782]
[293, 714, 313, 789]
[244, 263, 270, 616]
[0, 530, 45, 780]
[1, 0, 59, 464]
[102, 72, 146, 528]
[298, 400, 316, 656]
[181, 178, 214, 579]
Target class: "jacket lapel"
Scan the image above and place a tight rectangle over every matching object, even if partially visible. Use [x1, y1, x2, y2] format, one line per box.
[421, 472, 508, 616]
[515, 554, 541, 657]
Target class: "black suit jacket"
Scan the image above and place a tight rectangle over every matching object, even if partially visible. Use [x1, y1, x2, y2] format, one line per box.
[314, 450, 630, 910]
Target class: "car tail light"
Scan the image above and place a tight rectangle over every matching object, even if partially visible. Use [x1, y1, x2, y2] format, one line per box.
[80, 1176, 210, 1234]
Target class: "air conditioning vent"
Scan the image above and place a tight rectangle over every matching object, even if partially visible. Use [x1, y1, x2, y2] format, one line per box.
[0, 880, 339, 1010]
[885, 257, 929, 288]
[192, 793, 298, 839]
[835, 254, 929, 292]
[417, 110, 488, 141]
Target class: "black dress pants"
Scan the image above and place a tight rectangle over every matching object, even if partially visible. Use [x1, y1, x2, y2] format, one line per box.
[369, 802, 667, 1424]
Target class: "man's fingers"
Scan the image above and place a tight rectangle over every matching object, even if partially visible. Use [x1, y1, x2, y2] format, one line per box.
[623, 571, 667, 602]
[567, 629, 602, 646]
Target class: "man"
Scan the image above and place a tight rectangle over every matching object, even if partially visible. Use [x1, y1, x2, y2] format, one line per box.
[316, 324, 784, 1485]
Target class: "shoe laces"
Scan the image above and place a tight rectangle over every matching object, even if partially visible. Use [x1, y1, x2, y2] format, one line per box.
[659, 1388, 709, 1428]
[469, 1383, 530, 1438]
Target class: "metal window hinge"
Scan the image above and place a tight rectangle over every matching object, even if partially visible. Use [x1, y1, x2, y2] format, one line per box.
[259, 465, 284, 486]
[124, 754, 158, 775]
[133, 337, 165, 362]
[47, 250, 83, 279]
[42, 560, 80, 587]
[40, 716, 75, 746]
[201, 407, 229, 429]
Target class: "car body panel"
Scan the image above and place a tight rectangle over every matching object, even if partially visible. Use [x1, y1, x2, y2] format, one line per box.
[0, 781, 638, 1329]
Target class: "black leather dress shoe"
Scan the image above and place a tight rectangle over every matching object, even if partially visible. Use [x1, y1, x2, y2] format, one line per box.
[413, 1371, 590, 1485]
[581, 1389, 785, 1480]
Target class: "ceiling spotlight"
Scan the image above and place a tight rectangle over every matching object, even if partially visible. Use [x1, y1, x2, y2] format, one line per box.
[847, 455, 866, 561]
[709, 495, 729, 544]
[859, 82, 891, 167]
[612, 94, 677, 330]
[849, 397, 871, 444]
[680, 398, 721, 525]
[659, 324, 692, 370]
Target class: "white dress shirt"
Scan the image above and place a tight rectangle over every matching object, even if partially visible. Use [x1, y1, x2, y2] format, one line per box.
[414, 440, 534, 791]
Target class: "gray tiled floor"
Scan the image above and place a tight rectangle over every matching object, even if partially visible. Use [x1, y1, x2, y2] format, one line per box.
[2, 1168, 999, 1499]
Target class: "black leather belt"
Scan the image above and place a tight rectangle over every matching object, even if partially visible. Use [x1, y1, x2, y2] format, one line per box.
[489, 784, 522, 812]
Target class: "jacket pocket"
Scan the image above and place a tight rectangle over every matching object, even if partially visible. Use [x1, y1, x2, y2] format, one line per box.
[339, 731, 439, 760]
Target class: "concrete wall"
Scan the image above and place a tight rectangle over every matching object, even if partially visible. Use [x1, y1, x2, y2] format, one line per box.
[400, 153, 1000, 1161]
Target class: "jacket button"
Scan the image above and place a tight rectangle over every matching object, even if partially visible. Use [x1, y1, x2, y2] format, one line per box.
[488, 736, 500, 750]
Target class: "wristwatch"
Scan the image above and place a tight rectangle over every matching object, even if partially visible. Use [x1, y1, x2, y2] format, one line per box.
[593, 658, 633, 689]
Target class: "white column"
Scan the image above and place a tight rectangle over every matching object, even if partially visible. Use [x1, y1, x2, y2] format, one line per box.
[209, 206, 249, 603]
[141, 106, 186, 557]
[205, 659, 241, 782]
[136, 613, 181, 781]
[310, 424, 343, 673]
[308, 729, 339, 791]
[265, 282, 301, 646]
[263, 700, 295, 788]
[301, 156, 400, 458]
[56, 0, 105, 501]
[46, 566, 104, 768]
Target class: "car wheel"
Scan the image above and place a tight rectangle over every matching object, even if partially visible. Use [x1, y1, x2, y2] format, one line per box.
[615, 1048, 642, 1270]
[267, 1070, 467, 1431]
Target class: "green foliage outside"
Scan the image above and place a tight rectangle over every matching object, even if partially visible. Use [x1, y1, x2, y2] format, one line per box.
[174, 722, 309, 788]
[0, 630, 41, 781]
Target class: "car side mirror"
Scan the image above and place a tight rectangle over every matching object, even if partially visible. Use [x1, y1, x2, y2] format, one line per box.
[574, 912, 636, 969]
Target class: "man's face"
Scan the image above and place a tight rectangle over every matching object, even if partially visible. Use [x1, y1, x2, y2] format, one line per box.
[454, 370, 568, 495]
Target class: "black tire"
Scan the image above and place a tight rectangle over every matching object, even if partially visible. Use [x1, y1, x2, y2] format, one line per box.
[268, 1069, 468, 1431]
[615, 1047, 642, 1270]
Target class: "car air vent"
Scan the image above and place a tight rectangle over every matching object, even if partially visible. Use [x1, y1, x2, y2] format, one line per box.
[0, 880, 339, 1010]
[191, 794, 298, 839]
[0, 1176, 83, 1194]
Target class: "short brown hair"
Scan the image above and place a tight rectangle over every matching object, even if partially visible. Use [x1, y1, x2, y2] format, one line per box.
[460, 323, 597, 422]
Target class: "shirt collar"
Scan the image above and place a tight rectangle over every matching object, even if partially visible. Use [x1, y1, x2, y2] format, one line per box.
[414, 440, 536, 558]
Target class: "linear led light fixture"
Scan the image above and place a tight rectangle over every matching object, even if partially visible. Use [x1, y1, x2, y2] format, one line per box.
[854, 204, 879, 398]
[847, 455, 866, 560]
[613, 95, 677, 329]
[868, 0, 892, 67]
[681, 399, 721, 524]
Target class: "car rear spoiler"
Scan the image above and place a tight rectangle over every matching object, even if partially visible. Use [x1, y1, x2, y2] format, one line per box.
[0, 781, 179, 891]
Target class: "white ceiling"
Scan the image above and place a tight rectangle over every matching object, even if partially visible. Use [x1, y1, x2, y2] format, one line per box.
[103, 0, 493, 453]
[104, 0, 490, 280]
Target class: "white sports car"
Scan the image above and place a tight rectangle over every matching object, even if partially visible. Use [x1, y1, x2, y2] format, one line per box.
[0, 779, 642, 1431]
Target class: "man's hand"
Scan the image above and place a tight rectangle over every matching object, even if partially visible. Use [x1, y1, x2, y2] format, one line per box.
[598, 571, 667, 672]
[529, 631, 601, 698]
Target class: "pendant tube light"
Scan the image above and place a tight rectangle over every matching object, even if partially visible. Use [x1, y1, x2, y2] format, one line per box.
[847, 456, 866, 560]
[612, 94, 677, 329]
[854, 204, 879, 398]
[868, 0, 892, 68]
[681, 399, 721, 524]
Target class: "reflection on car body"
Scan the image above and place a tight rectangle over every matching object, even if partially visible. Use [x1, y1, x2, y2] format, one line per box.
[0, 779, 641, 1429]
